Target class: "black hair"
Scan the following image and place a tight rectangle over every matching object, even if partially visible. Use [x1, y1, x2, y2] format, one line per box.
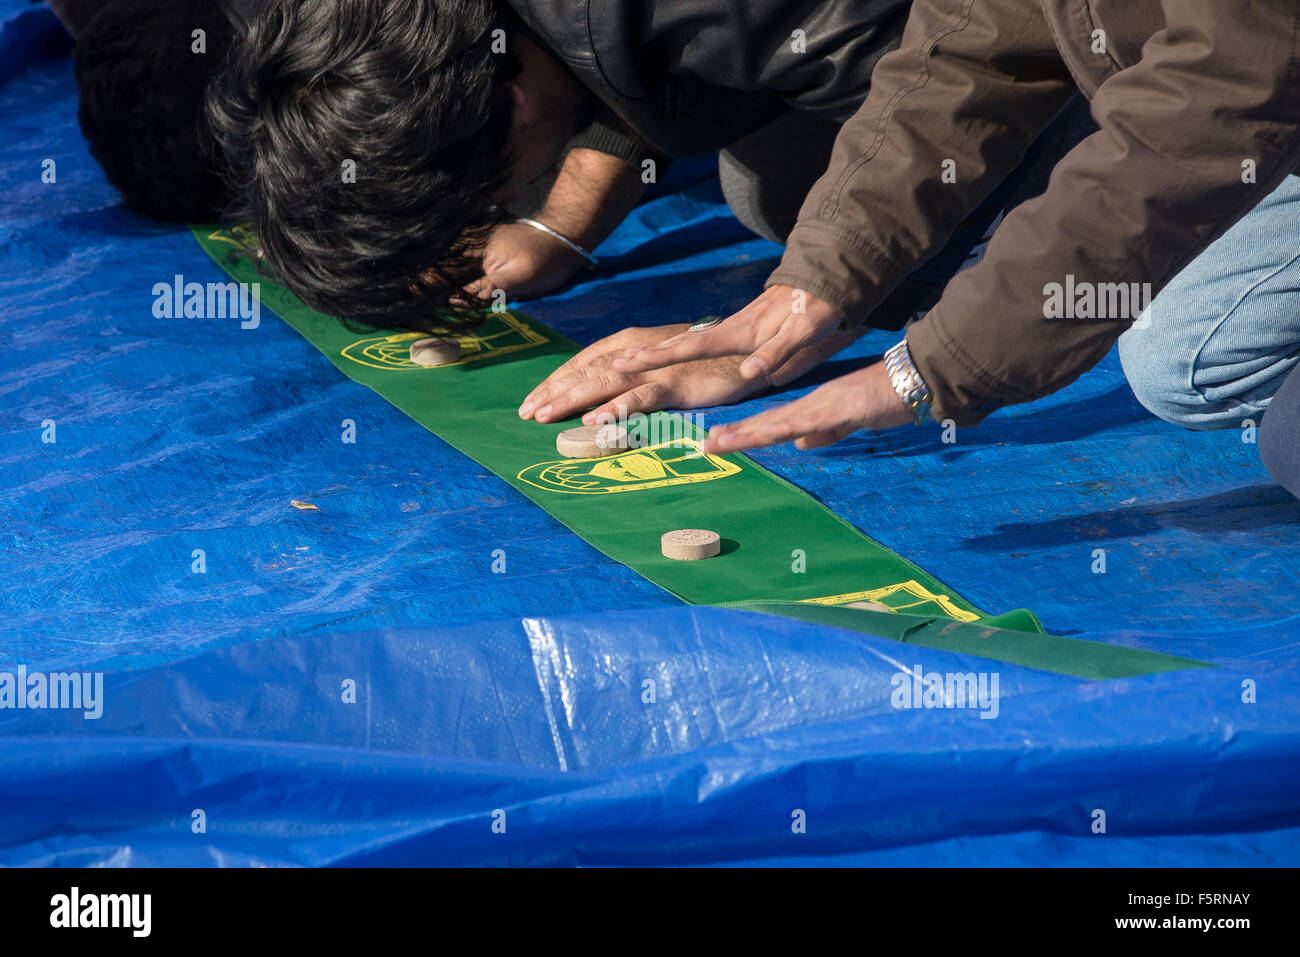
[208, 0, 520, 332]
[75, 0, 236, 222]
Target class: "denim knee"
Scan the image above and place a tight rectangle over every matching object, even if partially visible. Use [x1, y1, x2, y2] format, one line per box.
[1118, 331, 1216, 428]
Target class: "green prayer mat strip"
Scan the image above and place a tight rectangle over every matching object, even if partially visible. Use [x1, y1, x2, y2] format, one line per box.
[192, 226, 1208, 679]
[729, 603, 1208, 680]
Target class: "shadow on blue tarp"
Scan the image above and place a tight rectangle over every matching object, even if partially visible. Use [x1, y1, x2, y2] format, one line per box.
[1, 1, 1298, 866]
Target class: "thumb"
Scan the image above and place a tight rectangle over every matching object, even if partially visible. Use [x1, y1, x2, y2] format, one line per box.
[740, 318, 820, 380]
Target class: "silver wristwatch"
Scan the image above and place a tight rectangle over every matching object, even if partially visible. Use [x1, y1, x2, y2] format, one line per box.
[883, 339, 933, 425]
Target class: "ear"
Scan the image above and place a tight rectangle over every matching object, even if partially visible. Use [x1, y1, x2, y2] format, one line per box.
[510, 80, 527, 119]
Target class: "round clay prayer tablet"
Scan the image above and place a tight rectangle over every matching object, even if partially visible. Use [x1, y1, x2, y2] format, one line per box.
[409, 336, 462, 367]
[660, 529, 721, 561]
[555, 424, 635, 459]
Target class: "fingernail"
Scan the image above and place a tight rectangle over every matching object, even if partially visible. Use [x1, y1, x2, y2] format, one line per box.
[518, 401, 534, 418]
[581, 412, 595, 424]
[536, 405, 552, 422]
[740, 357, 768, 378]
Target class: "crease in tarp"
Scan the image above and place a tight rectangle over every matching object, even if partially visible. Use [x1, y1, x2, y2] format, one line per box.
[0, 607, 1295, 866]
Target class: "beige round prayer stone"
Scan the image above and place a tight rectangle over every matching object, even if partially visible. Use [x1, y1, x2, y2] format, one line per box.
[409, 336, 462, 367]
[555, 424, 635, 459]
[660, 529, 722, 561]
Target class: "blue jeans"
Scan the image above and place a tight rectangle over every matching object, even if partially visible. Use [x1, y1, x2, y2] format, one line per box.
[1119, 174, 1300, 430]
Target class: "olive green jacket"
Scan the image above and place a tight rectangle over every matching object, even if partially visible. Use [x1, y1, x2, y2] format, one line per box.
[769, 0, 1300, 424]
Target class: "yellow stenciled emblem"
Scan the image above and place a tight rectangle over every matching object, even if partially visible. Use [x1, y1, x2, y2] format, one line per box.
[518, 438, 740, 494]
[202, 226, 548, 368]
[339, 314, 547, 370]
[206, 224, 260, 251]
[802, 580, 980, 622]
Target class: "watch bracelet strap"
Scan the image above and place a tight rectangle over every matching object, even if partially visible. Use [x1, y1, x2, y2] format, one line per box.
[884, 339, 934, 425]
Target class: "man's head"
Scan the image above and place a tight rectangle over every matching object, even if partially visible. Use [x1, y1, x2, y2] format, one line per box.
[209, 0, 588, 332]
[75, 0, 238, 222]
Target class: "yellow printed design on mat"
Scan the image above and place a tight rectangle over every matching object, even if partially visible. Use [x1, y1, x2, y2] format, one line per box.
[203, 226, 549, 369]
[518, 438, 740, 495]
[206, 224, 260, 251]
[340, 316, 547, 371]
[803, 580, 980, 623]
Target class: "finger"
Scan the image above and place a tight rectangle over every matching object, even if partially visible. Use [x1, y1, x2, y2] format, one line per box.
[741, 316, 828, 380]
[519, 347, 596, 417]
[613, 299, 786, 372]
[520, 323, 691, 418]
[702, 393, 842, 453]
[795, 426, 857, 450]
[700, 414, 805, 454]
[462, 276, 495, 302]
[583, 381, 669, 424]
[519, 369, 567, 419]
[532, 369, 632, 424]
[610, 326, 751, 372]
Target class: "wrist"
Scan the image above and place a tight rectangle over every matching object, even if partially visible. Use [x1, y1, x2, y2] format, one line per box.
[516, 216, 598, 268]
[863, 363, 916, 429]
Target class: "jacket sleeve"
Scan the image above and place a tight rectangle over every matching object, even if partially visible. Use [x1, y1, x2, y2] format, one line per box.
[902, 0, 1300, 424]
[768, 0, 1075, 323]
[565, 106, 663, 168]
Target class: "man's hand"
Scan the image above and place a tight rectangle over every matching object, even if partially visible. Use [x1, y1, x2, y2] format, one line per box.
[465, 147, 649, 303]
[519, 323, 851, 425]
[700, 362, 914, 454]
[463, 221, 588, 302]
[612, 285, 845, 380]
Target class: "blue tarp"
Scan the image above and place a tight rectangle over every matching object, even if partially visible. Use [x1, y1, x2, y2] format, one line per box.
[2, 2, 1298, 866]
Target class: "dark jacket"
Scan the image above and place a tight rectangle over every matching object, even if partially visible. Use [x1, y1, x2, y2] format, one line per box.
[768, 0, 1300, 425]
[507, 0, 911, 157]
